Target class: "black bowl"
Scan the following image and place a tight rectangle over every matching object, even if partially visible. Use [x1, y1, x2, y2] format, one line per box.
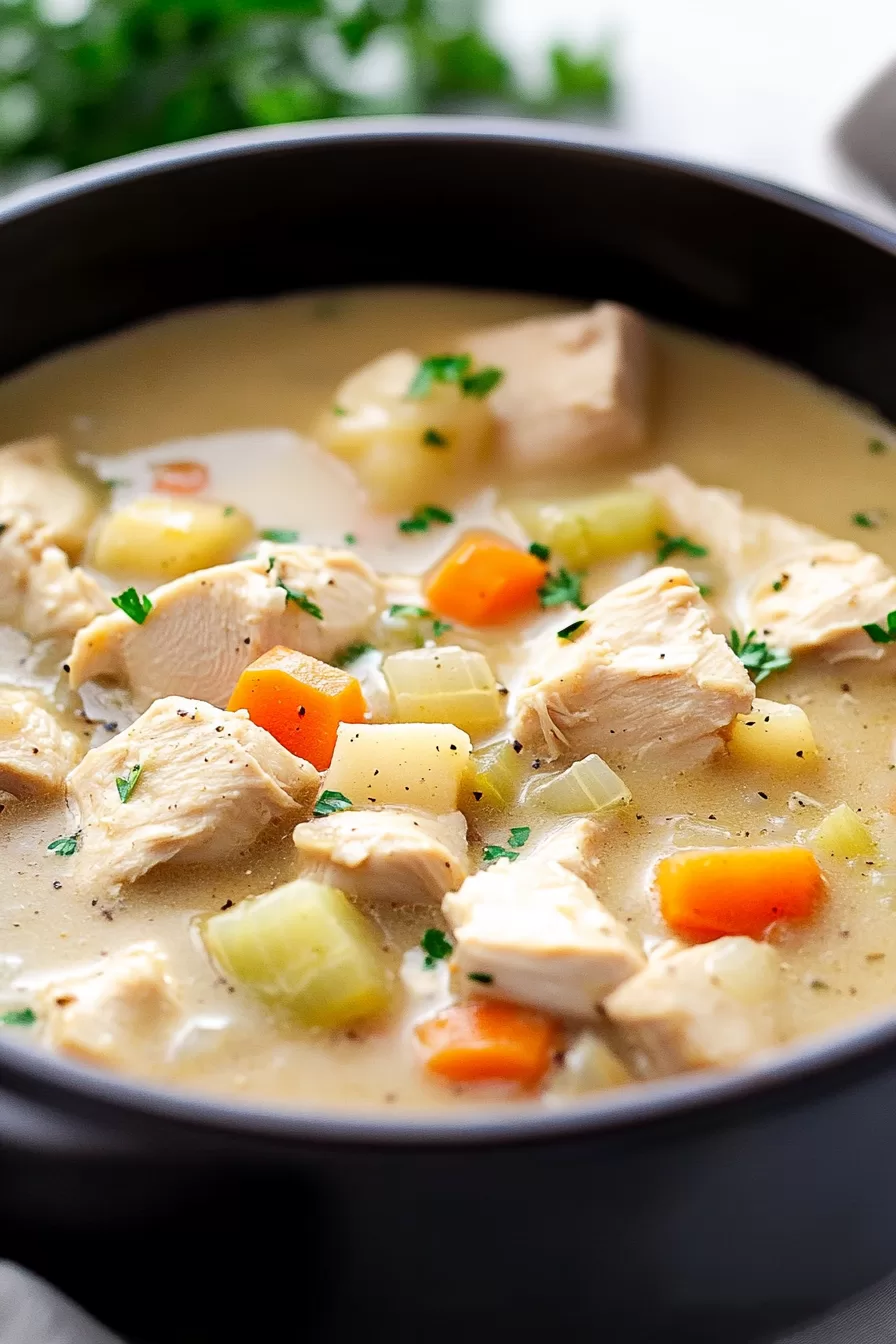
[2, 118, 896, 1344]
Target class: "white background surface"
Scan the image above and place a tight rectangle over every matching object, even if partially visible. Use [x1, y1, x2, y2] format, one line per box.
[490, 0, 896, 229]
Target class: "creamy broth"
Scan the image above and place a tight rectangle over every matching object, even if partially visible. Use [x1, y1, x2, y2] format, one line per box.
[0, 286, 894, 1111]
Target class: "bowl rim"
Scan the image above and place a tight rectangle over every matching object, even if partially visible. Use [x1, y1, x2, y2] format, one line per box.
[2, 114, 896, 1149]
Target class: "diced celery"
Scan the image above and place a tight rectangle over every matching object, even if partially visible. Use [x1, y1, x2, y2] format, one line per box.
[204, 879, 391, 1029]
[383, 646, 503, 736]
[529, 754, 631, 815]
[324, 722, 472, 812]
[810, 803, 876, 861]
[512, 489, 660, 569]
[462, 739, 525, 811]
[728, 698, 817, 768]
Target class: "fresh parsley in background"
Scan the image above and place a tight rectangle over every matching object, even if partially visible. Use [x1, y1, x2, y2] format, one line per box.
[0, 0, 615, 182]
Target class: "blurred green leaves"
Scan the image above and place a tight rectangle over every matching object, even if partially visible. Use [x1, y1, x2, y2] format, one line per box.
[0, 0, 614, 175]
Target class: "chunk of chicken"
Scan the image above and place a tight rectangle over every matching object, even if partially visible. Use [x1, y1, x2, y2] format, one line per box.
[637, 466, 896, 660]
[513, 568, 754, 766]
[38, 942, 179, 1066]
[67, 697, 319, 895]
[604, 937, 781, 1076]
[67, 545, 383, 710]
[465, 302, 650, 470]
[443, 822, 644, 1018]
[0, 437, 97, 557]
[0, 688, 83, 797]
[0, 515, 110, 640]
[293, 807, 469, 904]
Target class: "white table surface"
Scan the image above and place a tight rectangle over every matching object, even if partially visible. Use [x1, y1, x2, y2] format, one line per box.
[491, 0, 896, 230]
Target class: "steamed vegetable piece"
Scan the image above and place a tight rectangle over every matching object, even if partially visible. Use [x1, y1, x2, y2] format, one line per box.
[415, 1000, 560, 1085]
[152, 460, 209, 494]
[462, 739, 525, 811]
[318, 350, 494, 510]
[204, 879, 390, 1029]
[227, 646, 366, 770]
[383, 646, 503, 735]
[512, 488, 660, 569]
[727, 698, 818, 768]
[546, 1030, 629, 1097]
[324, 722, 473, 811]
[91, 495, 255, 580]
[657, 846, 825, 940]
[425, 530, 548, 625]
[530, 754, 631, 815]
[810, 803, 876, 860]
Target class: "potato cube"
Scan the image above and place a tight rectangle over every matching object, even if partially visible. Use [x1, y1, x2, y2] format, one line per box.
[324, 722, 472, 812]
[91, 496, 255, 580]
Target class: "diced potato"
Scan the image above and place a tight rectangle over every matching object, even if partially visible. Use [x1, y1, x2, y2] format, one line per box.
[702, 936, 780, 1006]
[91, 495, 255, 581]
[204, 879, 391, 1029]
[461, 739, 525, 812]
[810, 803, 876, 860]
[529, 753, 631, 815]
[547, 1030, 629, 1099]
[728, 698, 817, 768]
[512, 488, 660, 569]
[383, 646, 503, 736]
[324, 722, 472, 812]
[317, 350, 494, 511]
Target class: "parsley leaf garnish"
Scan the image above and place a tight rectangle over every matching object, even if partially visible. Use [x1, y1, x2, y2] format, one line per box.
[539, 568, 585, 610]
[48, 832, 79, 857]
[277, 578, 323, 620]
[333, 642, 376, 667]
[863, 610, 896, 644]
[115, 763, 143, 804]
[389, 604, 431, 620]
[698, 584, 713, 598]
[343, 533, 357, 545]
[461, 366, 504, 399]
[332, 405, 348, 417]
[1, 1008, 35, 1026]
[407, 355, 503, 401]
[432, 618, 453, 638]
[557, 619, 586, 641]
[483, 827, 531, 864]
[728, 629, 792, 684]
[852, 511, 882, 528]
[398, 504, 454, 534]
[655, 531, 708, 564]
[869, 438, 887, 454]
[509, 826, 530, 848]
[111, 587, 152, 625]
[314, 790, 353, 817]
[529, 542, 551, 562]
[260, 528, 299, 543]
[421, 927, 453, 968]
[422, 428, 448, 447]
[468, 972, 494, 985]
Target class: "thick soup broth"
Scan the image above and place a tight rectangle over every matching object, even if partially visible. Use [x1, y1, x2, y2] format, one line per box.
[0, 286, 893, 1111]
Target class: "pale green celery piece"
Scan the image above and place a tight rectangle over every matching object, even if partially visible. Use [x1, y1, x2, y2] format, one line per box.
[512, 489, 660, 569]
[382, 645, 503, 735]
[530, 754, 631, 816]
[810, 803, 876, 861]
[463, 738, 526, 810]
[204, 879, 391, 1029]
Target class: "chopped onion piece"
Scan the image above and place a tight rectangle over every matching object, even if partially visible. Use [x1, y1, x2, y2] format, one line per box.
[383, 646, 503, 735]
[462, 739, 525, 811]
[810, 803, 876, 861]
[529, 754, 631, 816]
[547, 1030, 629, 1100]
[512, 489, 660, 569]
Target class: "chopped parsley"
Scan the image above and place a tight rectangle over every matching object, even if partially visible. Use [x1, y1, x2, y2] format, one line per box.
[539, 568, 586, 610]
[389, 604, 431, 620]
[343, 533, 357, 545]
[852, 512, 876, 528]
[48, 832, 79, 857]
[468, 972, 493, 985]
[432, 618, 453, 638]
[863, 610, 896, 644]
[332, 405, 348, 417]
[728, 629, 792, 684]
[509, 826, 530, 848]
[313, 790, 353, 817]
[1, 1008, 36, 1026]
[260, 528, 299, 543]
[333, 642, 376, 667]
[407, 354, 504, 401]
[869, 438, 887, 454]
[398, 504, 454, 534]
[101, 477, 130, 489]
[655, 531, 708, 564]
[421, 927, 453, 968]
[223, 506, 235, 517]
[277, 578, 323, 620]
[115, 763, 143, 804]
[111, 587, 152, 625]
[772, 576, 788, 592]
[529, 541, 551, 562]
[698, 584, 712, 598]
[557, 619, 586, 641]
[422, 427, 448, 447]
[483, 826, 531, 864]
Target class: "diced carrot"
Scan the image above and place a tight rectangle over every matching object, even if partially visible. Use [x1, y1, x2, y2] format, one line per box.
[152, 460, 209, 494]
[424, 530, 548, 626]
[657, 845, 825, 941]
[227, 646, 366, 769]
[415, 1000, 560, 1087]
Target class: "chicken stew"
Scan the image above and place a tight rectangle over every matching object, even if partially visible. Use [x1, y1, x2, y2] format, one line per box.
[0, 286, 894, 1111]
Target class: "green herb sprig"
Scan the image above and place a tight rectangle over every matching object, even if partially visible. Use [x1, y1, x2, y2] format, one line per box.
[115, 763, 143, 804]
[313, 791, 353, 817]
[539, 569, 585, 610]
[421, 927, 453, 968]
[398, 505, 454, 535]
[863, 610, 896, 644]
[655, 531, 708, 565]
[111, 588, 152, 625]
[728, 629, 792, 684]
[407, 355, 503, 401]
